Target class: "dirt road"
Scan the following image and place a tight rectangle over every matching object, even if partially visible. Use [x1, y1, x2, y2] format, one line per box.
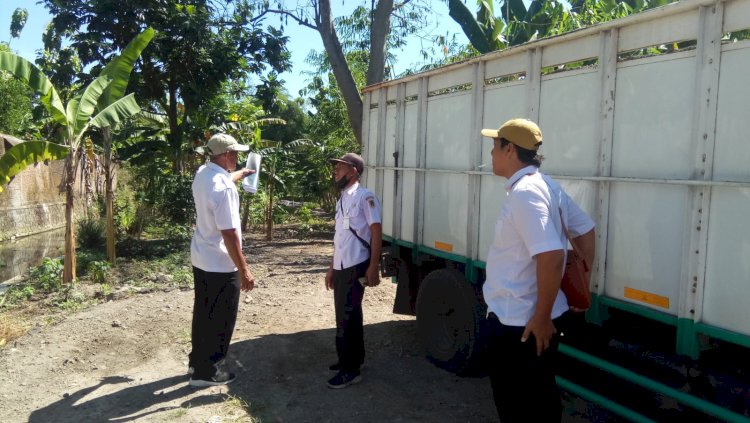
[0, 231, 604, 422]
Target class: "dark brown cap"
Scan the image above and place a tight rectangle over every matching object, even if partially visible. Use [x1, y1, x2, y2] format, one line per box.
[329, 152, 364, 174]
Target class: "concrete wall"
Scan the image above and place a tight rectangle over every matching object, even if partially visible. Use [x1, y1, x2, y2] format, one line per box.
[0, 135, 93, 241]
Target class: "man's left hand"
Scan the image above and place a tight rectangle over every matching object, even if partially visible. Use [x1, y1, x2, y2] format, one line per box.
[364, 264, 380, 287]
[521, 314, 557, 356]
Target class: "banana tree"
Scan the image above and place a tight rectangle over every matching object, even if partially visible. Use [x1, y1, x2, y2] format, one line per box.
[448, 0, 568, 52]
[0, 39, 145, 284]
[96, 28, 155, 264]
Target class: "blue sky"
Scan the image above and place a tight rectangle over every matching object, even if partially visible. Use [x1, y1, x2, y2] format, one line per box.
[0, 1, 465, 96]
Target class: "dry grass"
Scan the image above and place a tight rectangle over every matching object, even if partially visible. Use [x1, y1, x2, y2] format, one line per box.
[0, 313, 28, 347]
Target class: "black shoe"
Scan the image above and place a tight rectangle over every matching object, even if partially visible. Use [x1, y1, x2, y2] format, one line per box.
[327, 371, 361, 389]
[189, 371, 236, 387]
[329, 362, 364, 372]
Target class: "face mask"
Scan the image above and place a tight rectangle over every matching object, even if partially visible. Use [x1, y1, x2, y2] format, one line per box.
[335, 175, 350, 191]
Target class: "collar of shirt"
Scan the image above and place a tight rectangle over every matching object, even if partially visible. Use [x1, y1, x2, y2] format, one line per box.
[206, 161, 230, 176]
[344, 181, 360, 195]
[504, 165, 539, 192]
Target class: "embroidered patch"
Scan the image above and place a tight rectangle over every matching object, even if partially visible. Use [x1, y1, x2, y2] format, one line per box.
[367, 197, 376, 208]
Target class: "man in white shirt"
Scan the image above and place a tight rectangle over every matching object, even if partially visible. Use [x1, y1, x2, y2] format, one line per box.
[324, 153, 382, 389]
[189, 133, 256, 387]
[481, 119, 595, 421]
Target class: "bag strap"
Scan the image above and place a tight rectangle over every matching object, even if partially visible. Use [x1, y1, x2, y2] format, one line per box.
[542, 175, 587, 268]
[339, 197, 371, 250]
[349, 227, 371, 250]
[557, 199, 589, 272]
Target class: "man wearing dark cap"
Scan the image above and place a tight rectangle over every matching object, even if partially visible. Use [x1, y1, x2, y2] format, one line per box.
[481, 119, 595, 421]
[189, 133, 256, 387]
[324, 152, 382, 388]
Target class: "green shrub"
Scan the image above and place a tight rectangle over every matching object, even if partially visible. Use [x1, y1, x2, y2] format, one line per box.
[77, 215, 105, 249]
[88, 260, 111, 284]
[76, 249, 106, 277]
[159, 174, 195, 225]
[29, 258, 63, 292]
[114, 188, 138, 237]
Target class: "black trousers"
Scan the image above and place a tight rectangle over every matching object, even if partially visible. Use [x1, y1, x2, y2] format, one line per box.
[486, 312, 565, 423]
[190, 266, 240, 379]
[332, 260, 368, 373]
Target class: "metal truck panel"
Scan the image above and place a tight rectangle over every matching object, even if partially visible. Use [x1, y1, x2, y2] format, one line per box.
[605, 183, 690, 315]
[703, 187, 750, 336]
[714, 44, 750, 183]
[612, 55, 697, 179]
[539, 69, 600, 176]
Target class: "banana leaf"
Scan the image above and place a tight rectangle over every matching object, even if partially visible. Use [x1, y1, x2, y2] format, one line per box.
[98, 28, 155, 109]
[449, 0, 492, 53]
[0, 141, 69, 192]
[71, 74, 114, 134]
[0, 52, 67, 126]
[88, 94, 142, 130]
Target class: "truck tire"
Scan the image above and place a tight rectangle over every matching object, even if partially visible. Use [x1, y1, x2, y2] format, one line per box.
[416, 269, 487, 375]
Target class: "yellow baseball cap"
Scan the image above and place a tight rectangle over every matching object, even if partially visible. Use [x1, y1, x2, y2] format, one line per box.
[481, 118, 543, 151]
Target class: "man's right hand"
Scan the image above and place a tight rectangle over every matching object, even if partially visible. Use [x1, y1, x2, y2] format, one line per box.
[325, 268, 334, 291]
[241, 268, 255, 292]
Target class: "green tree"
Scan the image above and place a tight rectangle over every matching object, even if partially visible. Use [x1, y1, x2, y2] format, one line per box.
[267, 0, 431, 144]
[0, 44, 36, 138]
[40, 0, 291, 173]
[9, 8, 28, 46]
[0, 30, 150, 284]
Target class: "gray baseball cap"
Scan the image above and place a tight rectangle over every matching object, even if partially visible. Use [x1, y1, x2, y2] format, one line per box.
[205, 133, 250, 155]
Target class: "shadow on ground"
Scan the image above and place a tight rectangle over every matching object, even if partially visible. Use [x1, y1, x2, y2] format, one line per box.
[28, 320, 614, 423]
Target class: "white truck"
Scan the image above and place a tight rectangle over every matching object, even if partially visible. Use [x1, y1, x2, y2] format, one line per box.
[361, 0, 750, 420]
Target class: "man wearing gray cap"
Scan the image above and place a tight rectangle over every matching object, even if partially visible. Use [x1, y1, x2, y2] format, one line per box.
[481, 119, 595, 421]
[324, 152, 382, 388]
[189, 133, 256, 387]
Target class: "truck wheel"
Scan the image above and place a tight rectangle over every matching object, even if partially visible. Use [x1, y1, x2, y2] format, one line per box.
[416, 269, 487, 375]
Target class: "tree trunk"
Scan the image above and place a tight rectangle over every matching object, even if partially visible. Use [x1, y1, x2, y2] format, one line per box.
[241, 191, 251, 231]
[62, 150, 77, 284]
[167, 80, 183, 173]
[103, 128, 116, 264]
[317, 0, 363, 145]
[366, 0, 393, 85]
[265, 180, 274, 241]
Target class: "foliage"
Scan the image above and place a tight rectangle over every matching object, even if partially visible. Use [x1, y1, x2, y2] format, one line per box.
[88, 260, 111, 285]
[40, 0, 292, 172]
[0, 141, 70, 192]
[0, 44, 36, 139]
[9, 8, 29, 41]
[77, 215, 106, 249]
[0, 29, 151, 284]
[29, 258, 64, 292]
[448, 0, 675, 56]
[112, 182, 138, 237]
[267, 0, 432, 143]
[158, 173, 196, 225]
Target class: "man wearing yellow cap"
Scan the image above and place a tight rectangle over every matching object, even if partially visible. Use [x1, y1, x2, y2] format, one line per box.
[481, 119, 595, 421]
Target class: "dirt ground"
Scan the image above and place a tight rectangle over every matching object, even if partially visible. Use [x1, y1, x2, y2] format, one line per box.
[0, 231, 606, 423]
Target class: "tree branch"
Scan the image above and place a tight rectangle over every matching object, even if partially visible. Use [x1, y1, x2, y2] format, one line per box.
[265, 9, 319, 31]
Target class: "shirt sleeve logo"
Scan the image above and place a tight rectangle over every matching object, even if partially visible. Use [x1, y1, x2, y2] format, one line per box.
[367, 197, 376, 208]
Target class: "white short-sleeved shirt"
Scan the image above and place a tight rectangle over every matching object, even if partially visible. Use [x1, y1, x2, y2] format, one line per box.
[484, 166, 595, 326]
[190, 163, 242, 272]
[333, 182, 382, 269]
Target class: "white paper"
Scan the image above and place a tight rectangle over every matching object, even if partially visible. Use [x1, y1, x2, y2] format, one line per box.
[241, 152, 262, 193]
